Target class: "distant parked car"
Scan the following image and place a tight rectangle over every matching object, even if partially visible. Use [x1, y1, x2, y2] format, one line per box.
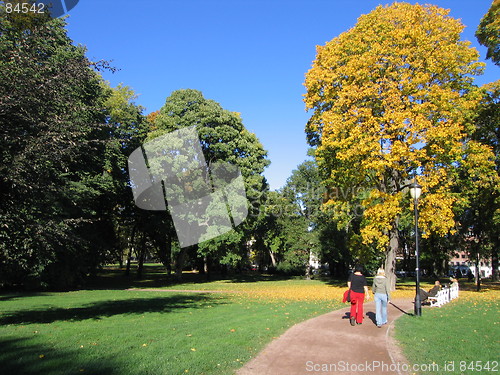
[449, 265, 472, 278]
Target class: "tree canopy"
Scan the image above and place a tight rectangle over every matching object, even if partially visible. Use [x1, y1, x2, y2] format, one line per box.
[476, 0, 500, 66]
[149, 89, 270, 277]
[2, 0, 498, 289]
[0, 8, 116, 288]
[304, 2, 498, 288]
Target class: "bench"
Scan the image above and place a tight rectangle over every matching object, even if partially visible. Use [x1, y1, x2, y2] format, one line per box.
[428, 284, 459, 307]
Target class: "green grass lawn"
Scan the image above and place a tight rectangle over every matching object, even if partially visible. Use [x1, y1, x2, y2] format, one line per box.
[2, 265, 498, 375]
[394, 292, 499, 375]
[0, 267, 340, 375]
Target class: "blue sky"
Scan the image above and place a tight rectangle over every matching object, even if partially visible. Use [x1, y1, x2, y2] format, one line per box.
[64, 0, 498, 190]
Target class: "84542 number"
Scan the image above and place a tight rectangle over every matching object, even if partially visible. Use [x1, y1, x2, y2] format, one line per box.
[5, 2, 45, 14]
[459, 361, 499, 372]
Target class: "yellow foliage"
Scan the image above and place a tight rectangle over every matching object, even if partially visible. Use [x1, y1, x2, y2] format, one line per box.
[361, 190, 401, 248]
[304, 2, 494, 247]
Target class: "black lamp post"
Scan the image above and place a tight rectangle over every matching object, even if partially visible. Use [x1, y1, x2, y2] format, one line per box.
[409, 181, 422, 316]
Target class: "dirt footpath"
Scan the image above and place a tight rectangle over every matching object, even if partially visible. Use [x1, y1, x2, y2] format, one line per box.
[237, 299, 415, 375]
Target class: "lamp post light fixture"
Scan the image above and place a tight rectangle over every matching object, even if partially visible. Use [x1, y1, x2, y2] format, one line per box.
[409, 181, 422, 316]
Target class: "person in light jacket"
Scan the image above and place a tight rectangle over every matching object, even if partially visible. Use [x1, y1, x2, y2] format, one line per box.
[372, 268, 391, 328]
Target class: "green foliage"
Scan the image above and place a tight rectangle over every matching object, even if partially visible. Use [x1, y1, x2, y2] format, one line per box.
[476, 0, 500, 66]
[0, 9, 139, 289]
[454, 81, 500, 281]
[150, 89, 270, 272]
[283, 156, 323, 222]
[282, 158, 327, 274]
[253, 159, 325, 277]
[252, 191, 304, 270]
[154, 89, 269, 181]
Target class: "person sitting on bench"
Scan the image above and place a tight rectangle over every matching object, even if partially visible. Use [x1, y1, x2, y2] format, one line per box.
[415, 281, 441, 304]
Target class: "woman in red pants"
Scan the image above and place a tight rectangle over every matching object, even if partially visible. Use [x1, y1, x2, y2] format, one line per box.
[347, 265, 370, 325]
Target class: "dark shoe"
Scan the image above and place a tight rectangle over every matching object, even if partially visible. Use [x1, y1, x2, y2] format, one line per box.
[377, 325, 382, 328]
[350, 317, 355, 326]
[356, 322, 362, 325]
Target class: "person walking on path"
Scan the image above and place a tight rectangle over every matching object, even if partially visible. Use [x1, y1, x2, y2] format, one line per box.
[372, 268, 391, 328]
[237, 298, 415, 375]
[347, 265, 370, 325]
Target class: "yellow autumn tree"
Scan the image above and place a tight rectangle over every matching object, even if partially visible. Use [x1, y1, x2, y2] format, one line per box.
[304, 2, 497, 288]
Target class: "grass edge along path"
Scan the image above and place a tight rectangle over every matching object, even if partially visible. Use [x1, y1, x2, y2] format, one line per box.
[394, 289, 499, 375]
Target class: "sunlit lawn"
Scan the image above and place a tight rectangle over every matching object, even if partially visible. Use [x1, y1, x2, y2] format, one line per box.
[1, 264, 498, 375]
[395, 287, 499, 375]
[1, 289, 340, 375]
[0, 265, 345, 375]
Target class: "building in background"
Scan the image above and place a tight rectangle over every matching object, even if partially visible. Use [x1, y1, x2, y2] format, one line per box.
[449, 251, 497, 279]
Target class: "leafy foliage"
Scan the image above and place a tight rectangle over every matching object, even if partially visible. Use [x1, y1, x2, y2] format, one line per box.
[476, 0, 500, 66]
[304, 2, 497, 285]
[455, 81, 500, 282]
[0, 8, 127, 289]
[151, 89, 270, 273]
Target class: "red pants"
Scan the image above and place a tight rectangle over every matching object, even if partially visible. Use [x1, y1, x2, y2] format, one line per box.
[350, 291, 365, 324]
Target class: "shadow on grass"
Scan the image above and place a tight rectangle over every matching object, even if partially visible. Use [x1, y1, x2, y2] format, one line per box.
[84, 265, 237, 290]
[225, 273, 300, 283]
[0, 292, 56, 302]
[0, 294, 225, 325]
[85, 264, 334, 290]
[389, 301, 414, 316]
[0, 294, 28, 302]
[0, 337, 117, 375]
[322, 278, 350, 288]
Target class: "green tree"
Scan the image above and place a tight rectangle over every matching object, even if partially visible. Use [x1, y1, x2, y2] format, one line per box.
[252, 191, 287, 270]
[150, 89, 269, 278]
[282, 157, 324, 278]
[253, 158, 331, 278]
[283, 155, 324, 225]
[476, 0, 500, 66]
[0, 6, 116, 288]
[100, 83, 156, 278]
[253, 190, 310, 276]
[304, 3, 497, 289]
[457, 81, 500, 285]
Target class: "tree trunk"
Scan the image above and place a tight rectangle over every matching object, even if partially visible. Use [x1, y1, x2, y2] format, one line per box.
[205, 255, 212, 281]
[125, 225, 136, 277]
[384, 226, 399, 291]
[269, 250, 277, 267]
[305, 248, 312, 280]
[475, 252, 481, 292]
[175, 247, 188, 281]
[491, 246, 499, 281]
[441, 259, 447, 278]
[136, 232, 147, 279]
[157, 234, 172, 276]
[118, 248, 124, 268]
[203, 256, 209, 274]
[165, 238, 172, 275]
